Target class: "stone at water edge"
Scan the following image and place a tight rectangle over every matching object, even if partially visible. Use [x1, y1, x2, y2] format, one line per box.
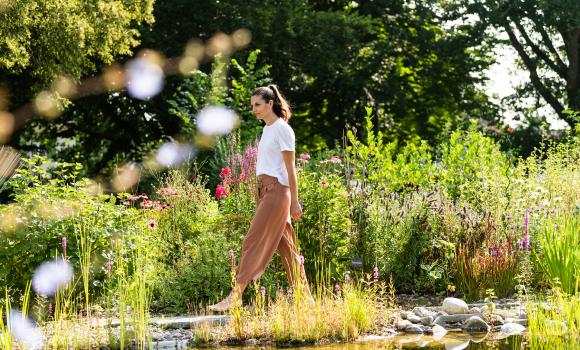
[442, 297, 469, 315]
[405, 324, 424, 334]
[407, 314, 422, 324]
[420, 316, 434, 326]
[444, 339, 470, 350]
[500, 322, 525, 335]
[462, 316, 490, 333]
[469, 307, 481, 314]
[396, 319, 413, 330]
[412, 306, 432, 318]
[433, 313, 478, 328]
[488, 314, 504, 326]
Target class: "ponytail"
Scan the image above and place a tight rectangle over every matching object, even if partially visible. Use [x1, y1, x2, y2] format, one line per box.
[252, 84, 292, 121]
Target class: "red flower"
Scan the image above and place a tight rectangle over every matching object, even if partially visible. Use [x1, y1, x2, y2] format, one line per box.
[215, 184, 229, 200]
[220, 167, 230, 179]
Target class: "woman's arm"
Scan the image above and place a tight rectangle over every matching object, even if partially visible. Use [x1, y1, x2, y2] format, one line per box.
[282, 150, 302, 221]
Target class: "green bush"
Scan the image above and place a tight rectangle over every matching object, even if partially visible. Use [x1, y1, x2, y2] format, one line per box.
[0, 155, 148, 298]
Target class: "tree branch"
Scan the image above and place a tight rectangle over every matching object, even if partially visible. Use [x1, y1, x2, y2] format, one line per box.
[566, 28, 579, 111]
[503, 21, 571, 125]
[513, 20, 566, 79]
[529, 16, 567, 73]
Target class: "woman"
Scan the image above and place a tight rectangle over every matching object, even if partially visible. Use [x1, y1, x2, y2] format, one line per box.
[208, 85, 311, 312]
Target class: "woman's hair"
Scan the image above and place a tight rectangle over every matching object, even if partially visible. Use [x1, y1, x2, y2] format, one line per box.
[252, 84, 292, 121]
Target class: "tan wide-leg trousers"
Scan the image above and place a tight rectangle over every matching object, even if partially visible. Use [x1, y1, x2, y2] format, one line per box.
[236, 174, 303, 284]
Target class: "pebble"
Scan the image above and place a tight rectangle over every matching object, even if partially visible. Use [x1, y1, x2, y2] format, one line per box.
[462, 316, 490, 333]
[442, 298, 469, 315]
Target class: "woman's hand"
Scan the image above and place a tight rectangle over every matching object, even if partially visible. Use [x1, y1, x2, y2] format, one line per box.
[290, 200, 303, 221]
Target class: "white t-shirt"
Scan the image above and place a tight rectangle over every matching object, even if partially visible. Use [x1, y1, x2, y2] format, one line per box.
[256, 118, 295, 186]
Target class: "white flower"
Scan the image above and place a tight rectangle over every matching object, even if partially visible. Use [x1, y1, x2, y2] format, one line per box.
[554, 196, 562, 202]
[126, 58, 164, 100]
[32, 259, 73, 296]
[156, 142, 194, 167]
[541, 199, 550, 207]
[196, 106, 238, 135]
[9, 310, 44, 348]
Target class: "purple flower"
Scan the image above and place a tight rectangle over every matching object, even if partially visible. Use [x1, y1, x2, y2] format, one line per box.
[524, 210, 529, 236]
[61, 236, 67, 255]
[287, 289, 293, 298]
[373, 266, 379, 282]
[259, 286, 266, 298]
[335, 284, 341, 292]
[299, 255, 304, 266]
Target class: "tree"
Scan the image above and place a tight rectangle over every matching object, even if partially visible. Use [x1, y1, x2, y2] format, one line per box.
[443, 0, 580, 128]
[0, 0, 155, 106]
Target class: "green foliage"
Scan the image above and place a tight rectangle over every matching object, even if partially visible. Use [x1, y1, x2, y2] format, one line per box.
[147, 170, 228, 312]
[0, 155, 146, 296]
[535, 214, 580, 295]
[440, 121, 509, 204]
[167, 50, 270, 144]
[295, 160, 351, 282]
[0, 0, 154, 95]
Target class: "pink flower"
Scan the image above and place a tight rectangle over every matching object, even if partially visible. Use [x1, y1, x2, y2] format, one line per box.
[299, 255, 304, 266]
[157, 187, 178, 196]
[215, 184, 229, 200]
[238, 172, 247, 182]
[147, 219, 157, 229]
[329, 156, 341, 164]
[106, 257, 111, 274]
[259, 286, 266, 298]
[373, 266, 379, 282]
[320, 181, 329, 188]
[335, 284, 341, 292]
[61, 237, 67, 257]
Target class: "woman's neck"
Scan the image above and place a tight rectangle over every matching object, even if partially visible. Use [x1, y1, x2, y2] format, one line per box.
[263, 114, 279, 126]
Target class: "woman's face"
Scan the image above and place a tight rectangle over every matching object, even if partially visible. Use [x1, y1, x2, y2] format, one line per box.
[251, 95, 273, 120]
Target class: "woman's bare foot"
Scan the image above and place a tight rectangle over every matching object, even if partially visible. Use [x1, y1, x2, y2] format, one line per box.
[208, 295, 234, 312]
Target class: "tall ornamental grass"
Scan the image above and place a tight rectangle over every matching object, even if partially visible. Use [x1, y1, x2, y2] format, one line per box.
[535, 214, 580, 295]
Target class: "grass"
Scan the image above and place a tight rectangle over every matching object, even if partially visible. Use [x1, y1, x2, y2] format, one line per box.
[535, 214, 579, 295]
[527, 289, 580, 348]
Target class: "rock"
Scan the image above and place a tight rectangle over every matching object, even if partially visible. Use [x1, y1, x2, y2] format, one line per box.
[153, 316, 230, 329]
[433, 314, 478, 328]
[469, 307, 481, 314]
[437, 310, 449, 317]
[462, 316, 490, 333]
[400, 310, 410, 320]
[480, 305, 489, 314]
[488, 314, 504, 326]
[500, 323, 525, 335]
[396, 319, 413, 330]
[413, 306, 432, 318]
[421, 316, 434, 326]
[407, 314, 422, 324]
[244, 339, 258, 346]
[513, 308, 527, 319]
[405, 324, 424, 334]
[442, 298, 469, 315]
